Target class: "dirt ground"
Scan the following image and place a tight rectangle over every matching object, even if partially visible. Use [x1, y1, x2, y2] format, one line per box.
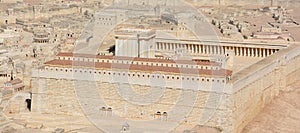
[242, 89, 300, 133]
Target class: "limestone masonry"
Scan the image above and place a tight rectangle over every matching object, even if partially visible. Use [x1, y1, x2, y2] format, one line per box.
[1, 0, 300, 132]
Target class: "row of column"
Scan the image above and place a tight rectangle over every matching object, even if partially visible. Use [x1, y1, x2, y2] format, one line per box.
[156, 42, 279, 57]
[156, 42, 225, 55]
[233, 47, 279, 57]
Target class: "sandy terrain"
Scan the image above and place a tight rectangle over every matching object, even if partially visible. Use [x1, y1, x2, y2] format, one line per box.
[243, 88, 300, 133]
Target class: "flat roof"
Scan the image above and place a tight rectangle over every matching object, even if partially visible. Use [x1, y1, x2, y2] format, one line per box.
[57, 52, 221, 66]
[4, 78, 22, 85]
[44, 59, 232, 77]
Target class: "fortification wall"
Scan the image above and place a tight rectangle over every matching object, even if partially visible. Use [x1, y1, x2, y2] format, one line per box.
[230, 44, 300, 133]
[30, 44, 300, 132]
[31, 76, 234, 131]
[31, 68, 229, 93]
[31, 78, 83, 116]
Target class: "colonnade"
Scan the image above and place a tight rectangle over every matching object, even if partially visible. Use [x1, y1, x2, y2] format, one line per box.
[232, 46, 279, 57]
[156, 42, 280, 57]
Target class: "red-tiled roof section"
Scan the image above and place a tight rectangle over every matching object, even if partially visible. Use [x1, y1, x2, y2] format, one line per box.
[57, 52, 220, 66]
[5, 78, 22, 85]
[44, 59, 232, 76]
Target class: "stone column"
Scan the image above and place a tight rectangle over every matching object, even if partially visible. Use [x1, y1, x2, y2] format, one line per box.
[240, 47, 243, 56]
[199, 45, 202, 54]
[214, 46, 217, 55]
[270, 49, 273, 56]
[221, 46, 225, 55]
[187, 44, 189, 52]
[173, 43, 176, 50]
[247, 48, 250, 56]
[255, 48, 258, 57]
[207, 45, 209, 54]
[233, 47, 236, 56]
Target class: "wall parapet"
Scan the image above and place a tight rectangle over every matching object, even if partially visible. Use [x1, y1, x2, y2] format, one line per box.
[229, 43, 300, 133]
[32, 67, 231, 94]
[230, 44, 300, 93]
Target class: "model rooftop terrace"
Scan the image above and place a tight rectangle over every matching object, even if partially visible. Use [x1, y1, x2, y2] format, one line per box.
[43, 52, 232, 77]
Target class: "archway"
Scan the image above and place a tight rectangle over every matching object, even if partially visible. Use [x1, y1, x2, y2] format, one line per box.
[25, 99, 31, 111]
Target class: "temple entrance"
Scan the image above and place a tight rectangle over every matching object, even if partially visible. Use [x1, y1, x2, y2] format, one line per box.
[25, 99, 31, 111]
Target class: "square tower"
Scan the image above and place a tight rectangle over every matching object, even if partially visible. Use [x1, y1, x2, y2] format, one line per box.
[115, 28, 156, 58]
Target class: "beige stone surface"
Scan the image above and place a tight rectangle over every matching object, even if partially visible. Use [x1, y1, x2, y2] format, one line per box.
[243, 89, 300, 133]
